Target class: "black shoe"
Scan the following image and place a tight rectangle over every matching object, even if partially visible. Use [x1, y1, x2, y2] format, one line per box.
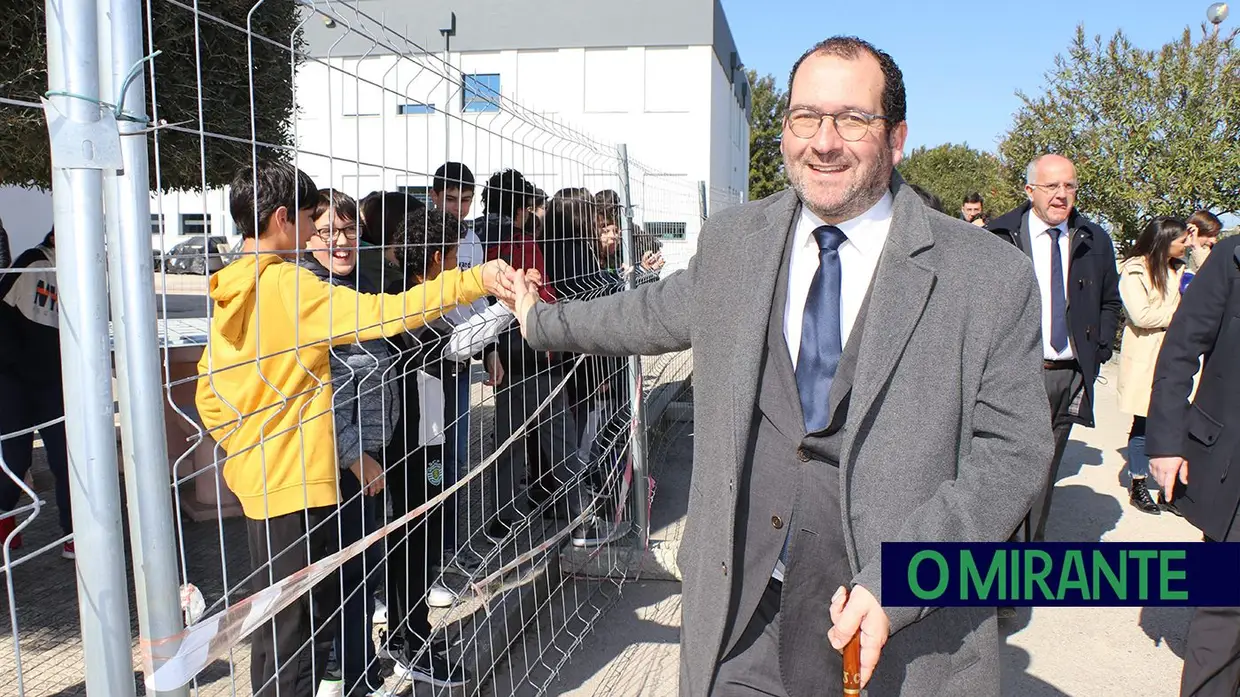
[1158, 492, 1183, 517]
[1129, 478, 1161, 515]
[402, 643, 471, 687]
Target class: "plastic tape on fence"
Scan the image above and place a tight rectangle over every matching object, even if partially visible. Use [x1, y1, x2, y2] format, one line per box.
[141, 354, 587, 692]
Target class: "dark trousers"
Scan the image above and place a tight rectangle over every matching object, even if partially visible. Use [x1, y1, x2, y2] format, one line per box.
[713, 579, 793, 697]
[336, 473, 381, 695]
[1015, 363, 1081, 542]
[383, 444, 442, 648]
[493, 367, 583, 519]
[0, 373, 71, 534]
[1181, 504, 1240, 696]
[246, 507, 340, 697]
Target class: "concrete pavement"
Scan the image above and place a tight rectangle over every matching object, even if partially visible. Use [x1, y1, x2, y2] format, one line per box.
[540, 362, 1202, 696]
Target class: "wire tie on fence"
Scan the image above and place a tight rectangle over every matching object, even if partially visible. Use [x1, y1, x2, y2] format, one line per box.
[114, 50, 161, 121]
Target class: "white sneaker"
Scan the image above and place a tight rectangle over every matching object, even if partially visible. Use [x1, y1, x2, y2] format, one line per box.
[372, 598, 387, 625]
[315, 678, 343, 697]
[427, 584, 457, 608]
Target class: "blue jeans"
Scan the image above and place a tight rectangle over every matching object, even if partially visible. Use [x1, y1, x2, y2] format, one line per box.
[441, 367, 472, 554]
[1128, 416, 1149, 479]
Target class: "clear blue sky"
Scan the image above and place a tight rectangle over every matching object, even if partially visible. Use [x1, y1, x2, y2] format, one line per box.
[721, 0, 1222, 154]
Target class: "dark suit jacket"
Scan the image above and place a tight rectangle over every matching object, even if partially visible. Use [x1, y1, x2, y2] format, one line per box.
[525, 174, 1052, 696]
[1146, 236, 1240, 541]
[987, 203, 1122, 426]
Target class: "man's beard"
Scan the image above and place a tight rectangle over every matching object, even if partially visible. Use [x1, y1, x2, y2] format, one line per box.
[786, 147, 892, 223]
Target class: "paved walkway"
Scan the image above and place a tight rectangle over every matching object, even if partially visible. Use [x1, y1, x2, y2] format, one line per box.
[544, 362, 1202, 696]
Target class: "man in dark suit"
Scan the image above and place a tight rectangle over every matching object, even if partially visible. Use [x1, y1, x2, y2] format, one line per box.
[1147, 237, 1240, 697]
[506, 37, 1051, 696]
[987, 157, 1122, 543]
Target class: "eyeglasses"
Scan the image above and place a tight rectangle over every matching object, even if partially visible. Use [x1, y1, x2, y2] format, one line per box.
[1029, 182, 1079, 194]
[314, 224, 358, 242]
[785, 108, 889, 142]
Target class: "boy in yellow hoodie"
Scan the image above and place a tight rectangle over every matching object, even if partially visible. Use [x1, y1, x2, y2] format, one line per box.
[195, 161, 513, 697]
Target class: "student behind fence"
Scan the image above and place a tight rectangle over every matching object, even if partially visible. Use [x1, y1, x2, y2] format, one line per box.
[357, 191, 417, 290]
[373, 208, 472, 687]
[194, 161, 511, 697]
[428, 163, 509, 579]
[0, 229, 74, 560]
[593, 189, 665, 279]
[297, 189, 394, 696]
[1117, 216, 1190, 516]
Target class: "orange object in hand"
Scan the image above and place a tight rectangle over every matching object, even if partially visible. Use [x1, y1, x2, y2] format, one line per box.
[842, 587, 862, 695]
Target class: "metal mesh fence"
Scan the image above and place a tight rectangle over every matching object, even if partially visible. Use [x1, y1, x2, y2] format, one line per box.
[0, 0, 744, 695]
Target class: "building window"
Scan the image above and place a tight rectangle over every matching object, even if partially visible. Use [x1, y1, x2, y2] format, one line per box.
[462, 74, 501, 113]
[646, 222, 686, 241]
[181, 213, 212, 237]
[398, 102, 435, 115]
[150, 213, 164, 235]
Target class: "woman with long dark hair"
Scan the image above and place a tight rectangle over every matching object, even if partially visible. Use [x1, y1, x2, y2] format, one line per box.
[1117, 216, 1190, 514]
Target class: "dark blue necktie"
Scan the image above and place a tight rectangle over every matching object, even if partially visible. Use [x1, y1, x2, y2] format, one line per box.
[796, 225, 848, 433]
[1048, 227, 1069, 353]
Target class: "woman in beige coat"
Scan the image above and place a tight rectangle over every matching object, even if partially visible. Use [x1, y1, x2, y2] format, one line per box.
[1117, 216, 1190, 514]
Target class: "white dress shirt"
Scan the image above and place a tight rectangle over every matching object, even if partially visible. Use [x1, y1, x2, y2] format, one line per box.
[774, 192, 892, 583]
[784, 192, 894, 369]
[1027, 211, 1074, 361]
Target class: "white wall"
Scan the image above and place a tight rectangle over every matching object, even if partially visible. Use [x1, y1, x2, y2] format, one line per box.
[0, 187, 54, 256]
[157, 42, 749, 269]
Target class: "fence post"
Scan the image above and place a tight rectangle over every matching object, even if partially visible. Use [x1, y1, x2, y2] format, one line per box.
[98, 0, 189, 692]
[698, 180, 708, 221]
[615, 144, 651, 547]
[43, 0, 137, 693]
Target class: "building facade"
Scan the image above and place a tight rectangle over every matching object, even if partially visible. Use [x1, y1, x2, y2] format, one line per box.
[159, 0, 750, 269]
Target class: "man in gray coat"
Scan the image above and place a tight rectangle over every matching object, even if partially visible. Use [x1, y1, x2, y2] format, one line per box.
[509, 37, 1052, 696]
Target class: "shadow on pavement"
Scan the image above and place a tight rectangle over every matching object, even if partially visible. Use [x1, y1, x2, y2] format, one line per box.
[1001, 644, 1072, 696]
[1056, 438, 1104, 480]
[1139, 605, 1192, 660]
[1045, 483, 1124, 543]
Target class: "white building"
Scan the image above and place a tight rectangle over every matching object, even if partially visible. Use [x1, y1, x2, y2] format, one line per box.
[156, 0, 750, 270]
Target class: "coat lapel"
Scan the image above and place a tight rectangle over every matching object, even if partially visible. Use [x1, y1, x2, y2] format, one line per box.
[846, 174, 938, 452]
[732, 190, 800, 474]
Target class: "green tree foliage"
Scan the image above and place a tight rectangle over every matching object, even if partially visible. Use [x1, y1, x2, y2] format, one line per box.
[999, 24, 1240, 249]
[747, 69, 787, 201]
[0, 0, 303, 191]
[897, 143, 1022, 219]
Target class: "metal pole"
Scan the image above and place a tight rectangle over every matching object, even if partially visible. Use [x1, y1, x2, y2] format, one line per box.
[99, 0, 189, 691]
[44, 0, 137, 693]
[698, 180, 708, 221]
[616, 144, 650, 545]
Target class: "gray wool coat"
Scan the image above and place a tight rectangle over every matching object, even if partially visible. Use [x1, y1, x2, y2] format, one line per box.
[526, 174, 1053, 696]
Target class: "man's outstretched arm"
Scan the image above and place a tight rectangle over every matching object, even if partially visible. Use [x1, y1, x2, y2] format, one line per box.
[511, 252, 696, 358]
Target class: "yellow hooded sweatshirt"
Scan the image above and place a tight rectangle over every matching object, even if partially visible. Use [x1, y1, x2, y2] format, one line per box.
[195, 254, 487, 519]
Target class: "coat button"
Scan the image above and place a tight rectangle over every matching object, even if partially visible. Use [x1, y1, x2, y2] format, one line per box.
[721, 562, 728, 576]
[797, 448, 810, 462]
[772, 515, 784, 530]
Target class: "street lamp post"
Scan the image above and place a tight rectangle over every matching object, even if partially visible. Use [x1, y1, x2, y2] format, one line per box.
[1208, 3, 1230, 35]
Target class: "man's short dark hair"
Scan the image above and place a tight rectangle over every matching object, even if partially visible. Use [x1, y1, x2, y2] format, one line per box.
[229, 160, 318, 238]
[433, 162, 474, 193]
[906, 183, 944, 213]
[393, 208, 458, 281]
[359, 191, 424, 247]
[312, 188, 358, 224]
[963, 192, 984, 206]
[482, 169, 535, 219]
[787, 36, 906, 126]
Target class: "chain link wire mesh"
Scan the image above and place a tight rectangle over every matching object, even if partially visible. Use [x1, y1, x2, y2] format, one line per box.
[0, 0, 746, 694]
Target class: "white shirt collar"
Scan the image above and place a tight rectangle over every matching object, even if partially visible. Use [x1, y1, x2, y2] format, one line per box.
[1027, 210, 1064, 239]
[795, 191, 894, 259]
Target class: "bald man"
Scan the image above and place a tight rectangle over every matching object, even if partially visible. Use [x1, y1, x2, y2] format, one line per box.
[988, 155, 1121, 545]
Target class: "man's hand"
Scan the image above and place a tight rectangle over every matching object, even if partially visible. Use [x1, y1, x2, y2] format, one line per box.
[484, 351, 505, 387]
[349, 452, 385, 496]
[480, 259, 517, 305]
[828, 584, 889, 688]
[511, 269, 542, 338]
[1151, 456, 1189, 500]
